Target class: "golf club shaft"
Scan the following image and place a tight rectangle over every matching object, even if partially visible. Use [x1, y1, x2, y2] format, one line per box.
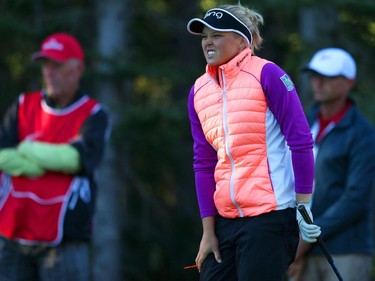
[298, 205, 343, 281]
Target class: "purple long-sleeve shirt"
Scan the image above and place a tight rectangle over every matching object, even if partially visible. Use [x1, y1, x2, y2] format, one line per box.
[188, 62, 314, 218]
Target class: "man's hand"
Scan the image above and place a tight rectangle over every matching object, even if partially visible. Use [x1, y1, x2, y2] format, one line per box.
[288, 239, 312, 281]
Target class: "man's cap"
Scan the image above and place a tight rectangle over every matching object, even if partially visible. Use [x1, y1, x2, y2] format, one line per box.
[303, 48, 356, 79]
[32, 32, 84, 63]
[187, 8, 252, 46]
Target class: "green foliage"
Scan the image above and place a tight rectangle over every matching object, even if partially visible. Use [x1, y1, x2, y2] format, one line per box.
[111, 100, 201, 280]
[113, 101, 191, 186]
[0, 10, 37, 117]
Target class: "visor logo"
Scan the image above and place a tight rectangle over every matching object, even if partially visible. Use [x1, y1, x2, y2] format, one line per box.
[204, 11, 223, 19]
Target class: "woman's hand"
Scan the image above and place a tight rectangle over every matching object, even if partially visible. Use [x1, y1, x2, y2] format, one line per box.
[195, 217, 221, 272]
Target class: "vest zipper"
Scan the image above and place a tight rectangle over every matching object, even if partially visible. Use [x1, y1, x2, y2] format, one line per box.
[220, 70, 244, 217]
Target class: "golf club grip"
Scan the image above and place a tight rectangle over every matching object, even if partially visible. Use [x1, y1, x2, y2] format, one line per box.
[298, 205, 344, 281]
[297, 205, 333, 262]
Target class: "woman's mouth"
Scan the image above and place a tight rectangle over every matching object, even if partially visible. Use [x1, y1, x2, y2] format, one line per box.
[207, 50, 216, 57]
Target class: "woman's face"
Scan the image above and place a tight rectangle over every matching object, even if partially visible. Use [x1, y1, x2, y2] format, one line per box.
[201, 26, 244, 66]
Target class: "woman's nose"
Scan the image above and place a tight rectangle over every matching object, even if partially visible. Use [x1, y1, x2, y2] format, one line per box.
[203, 37, 213, 47]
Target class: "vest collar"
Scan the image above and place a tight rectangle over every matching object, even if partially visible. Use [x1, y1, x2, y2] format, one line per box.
[42, 89, 85, 109]
[206, 48, 253, 79]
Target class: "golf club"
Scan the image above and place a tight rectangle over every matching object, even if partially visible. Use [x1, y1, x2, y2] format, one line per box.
[298, 204, 343, 281]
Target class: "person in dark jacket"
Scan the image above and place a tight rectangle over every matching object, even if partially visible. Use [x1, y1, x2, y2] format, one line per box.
[0, 32, 110, 281]
[288, 47, 375, 281]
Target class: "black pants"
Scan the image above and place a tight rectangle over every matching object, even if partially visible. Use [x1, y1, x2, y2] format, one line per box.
[200, 208, 299, 281]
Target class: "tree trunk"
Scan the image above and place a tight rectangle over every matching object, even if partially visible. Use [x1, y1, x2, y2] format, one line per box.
[93, 0, 131, 280]
[298, 6, 339, 109]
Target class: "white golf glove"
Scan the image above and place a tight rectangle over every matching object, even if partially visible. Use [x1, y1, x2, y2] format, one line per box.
[296, 203, 321, 243]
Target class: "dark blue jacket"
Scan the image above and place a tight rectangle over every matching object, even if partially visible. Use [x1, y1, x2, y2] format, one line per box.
[307, 101, 375, 255]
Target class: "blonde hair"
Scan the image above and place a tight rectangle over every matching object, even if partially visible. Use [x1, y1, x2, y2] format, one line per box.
[218, 4, 264, 51]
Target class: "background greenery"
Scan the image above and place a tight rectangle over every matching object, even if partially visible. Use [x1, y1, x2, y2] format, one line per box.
[0, 0, 374, 280]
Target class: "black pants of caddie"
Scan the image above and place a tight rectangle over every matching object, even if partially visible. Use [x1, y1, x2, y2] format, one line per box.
[200, 208, 299, 281]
